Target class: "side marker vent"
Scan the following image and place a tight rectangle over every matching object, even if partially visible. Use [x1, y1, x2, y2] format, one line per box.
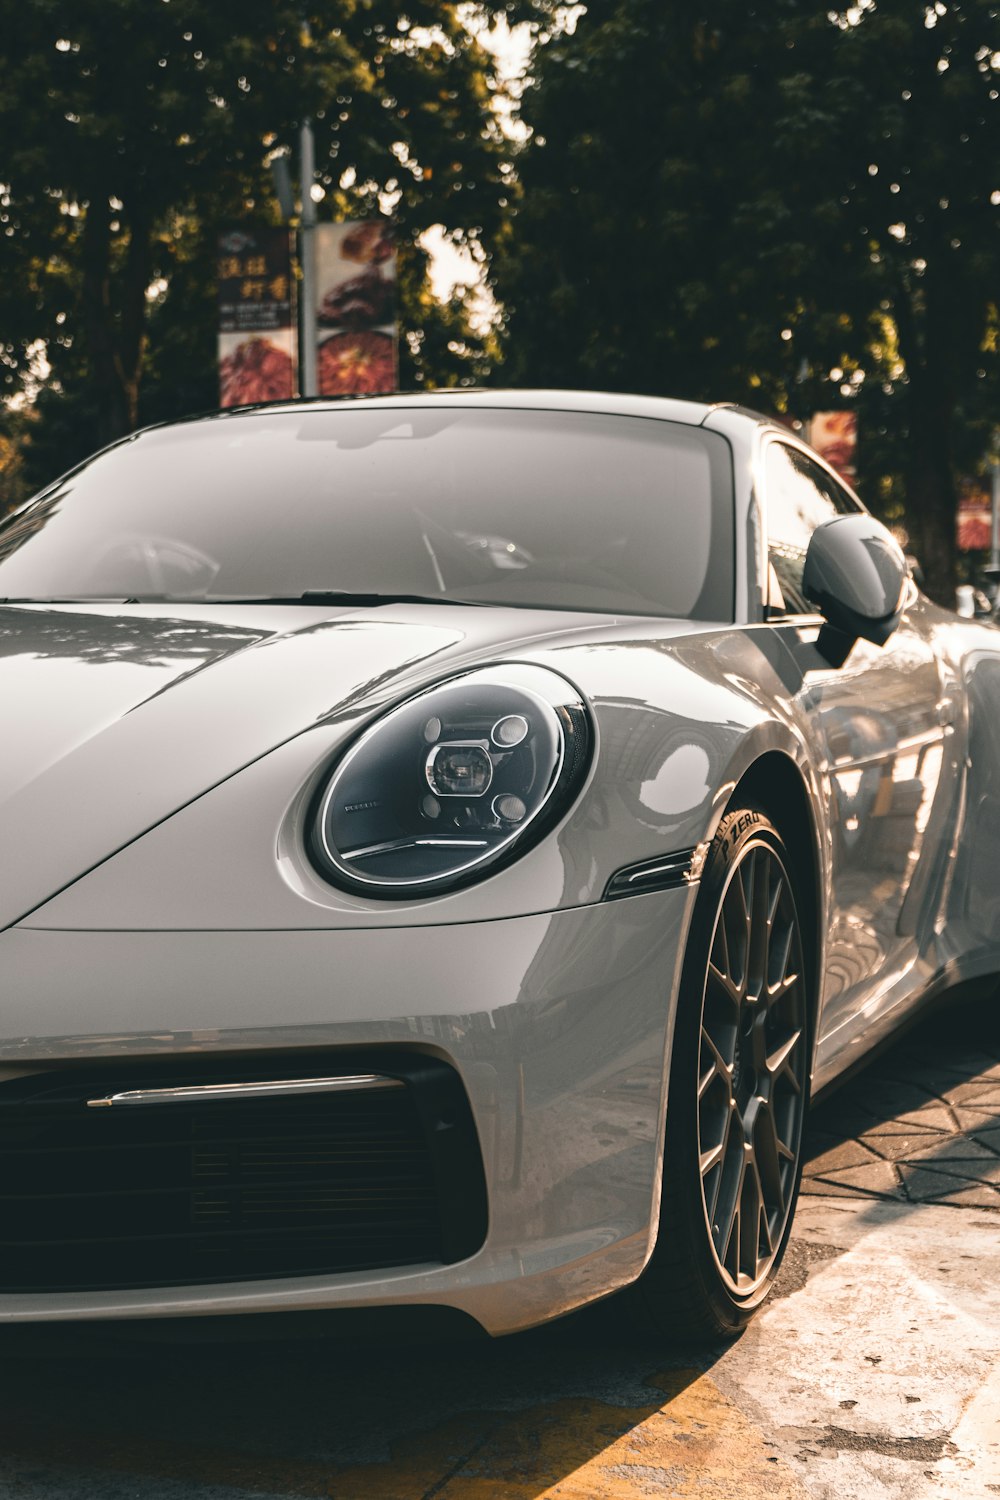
[604, 848, 698, 901]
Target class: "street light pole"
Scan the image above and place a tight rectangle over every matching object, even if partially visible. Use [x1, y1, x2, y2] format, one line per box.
[991, 459, 1000, 580]
[298, 119, 318, 398]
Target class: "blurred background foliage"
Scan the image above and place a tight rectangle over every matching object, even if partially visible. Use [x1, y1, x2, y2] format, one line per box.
[1, 0, 998, 601]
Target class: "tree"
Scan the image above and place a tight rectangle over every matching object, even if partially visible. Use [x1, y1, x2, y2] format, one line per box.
[0, 1, 538, 462]
[496, 1, 1000, 602]
[765, 1, 1000, 600]
[494, 7, 828, 398]
[0, 406, 33, 515]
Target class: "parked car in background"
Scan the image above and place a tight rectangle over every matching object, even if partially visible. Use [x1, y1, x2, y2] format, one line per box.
[1, 390, 999, 1338]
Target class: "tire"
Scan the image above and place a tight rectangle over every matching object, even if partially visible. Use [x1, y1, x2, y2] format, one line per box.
[635, 804, 812, 1340]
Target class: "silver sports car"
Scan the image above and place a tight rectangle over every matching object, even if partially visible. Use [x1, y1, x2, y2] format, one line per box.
[1, 390, 996, 1338]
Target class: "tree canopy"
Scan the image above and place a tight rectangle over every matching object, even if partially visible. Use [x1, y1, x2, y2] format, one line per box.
[3, 0, 999, 602]
[0, 0, 536, 485]
[496, 1, 1000, 600]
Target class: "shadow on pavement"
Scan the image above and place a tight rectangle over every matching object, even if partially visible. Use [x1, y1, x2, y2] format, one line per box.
[0, 1306, 740, 1498]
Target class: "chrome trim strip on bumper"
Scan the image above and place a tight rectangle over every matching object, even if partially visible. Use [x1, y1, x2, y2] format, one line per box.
[85, 1074, 404, 1108]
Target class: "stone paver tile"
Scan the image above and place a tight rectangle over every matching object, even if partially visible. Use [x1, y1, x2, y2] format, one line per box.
[805, 1139, 884, 1174]
[897, 1166, 974, 1199]
[937, 1052, 1000, 1074]
[900, 1137, 999, 1165]
[800, 1176, 873, 1198]
[897, 1165, 998, 1202]
[933, 1185, 1000, 1208]
[952, 1106, 1000, 1131]
[859, 1119, 950, 1140]
[901, 1064, 976, 1084]
[903, 1158, 1000, 1185]
[941, 1082, 1000, 1107]
[971, 1125, 1000, 1153]
[941, 1062, 1000, 1086]
[850, 1087, 941, 1115]
[887, 1105, 962, 1131]
[891, 1062, 992, 1083]
[858, 1133, 952, 1162]
[811, 1107, 891, 1137]
[806, 1160, 905, 1198]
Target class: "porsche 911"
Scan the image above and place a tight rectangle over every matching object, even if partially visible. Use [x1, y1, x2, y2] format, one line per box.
[1, 390, 995, 1338]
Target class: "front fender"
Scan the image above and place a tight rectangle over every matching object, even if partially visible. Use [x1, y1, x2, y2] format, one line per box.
[23, 624, 829, 934]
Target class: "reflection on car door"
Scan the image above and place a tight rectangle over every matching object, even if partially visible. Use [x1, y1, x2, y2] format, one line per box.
[761, 440, 959, 1075]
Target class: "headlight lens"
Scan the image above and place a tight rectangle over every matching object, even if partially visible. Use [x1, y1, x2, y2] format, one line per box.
[311, 664, 592, 896]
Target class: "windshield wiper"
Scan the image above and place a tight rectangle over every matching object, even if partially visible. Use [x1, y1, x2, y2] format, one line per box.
[158, 591, 493, 608]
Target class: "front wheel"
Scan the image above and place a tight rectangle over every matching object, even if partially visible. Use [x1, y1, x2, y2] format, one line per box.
[636, 806, 812, 1339]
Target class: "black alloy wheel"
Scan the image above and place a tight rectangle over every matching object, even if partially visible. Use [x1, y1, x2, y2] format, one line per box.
[636, 804, 811, 1339]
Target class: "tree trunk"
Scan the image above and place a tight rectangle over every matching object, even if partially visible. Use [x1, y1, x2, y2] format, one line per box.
[80, 197, 150, 449]
[892, 267, 967, 611]
[903, 377, 958, 608]
[118, 203, 151, 433]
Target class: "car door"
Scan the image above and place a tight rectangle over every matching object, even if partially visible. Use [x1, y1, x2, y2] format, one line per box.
[760, 437, 959, 1069]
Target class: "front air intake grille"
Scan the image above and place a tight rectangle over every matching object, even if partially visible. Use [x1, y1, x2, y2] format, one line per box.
[0, 1055, 487, 1293]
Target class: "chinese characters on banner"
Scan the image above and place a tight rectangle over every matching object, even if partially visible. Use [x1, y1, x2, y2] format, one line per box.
[808, 411, 857, 486]
[217, 228, 296, 406]
[314, 222, 397, 395]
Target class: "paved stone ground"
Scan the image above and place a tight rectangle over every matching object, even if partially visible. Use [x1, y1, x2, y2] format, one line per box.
[802, 998, 1000, 1212]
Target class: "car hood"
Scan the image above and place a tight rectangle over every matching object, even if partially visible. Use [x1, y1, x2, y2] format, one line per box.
[0, 599, 693, 931]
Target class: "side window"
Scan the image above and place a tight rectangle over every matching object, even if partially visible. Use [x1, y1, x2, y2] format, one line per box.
[764, 442, 857, 615]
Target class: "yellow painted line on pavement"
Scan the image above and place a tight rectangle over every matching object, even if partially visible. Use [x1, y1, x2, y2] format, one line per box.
[1, 1367, 810, 1497]
[330, 1370, 812, 1498]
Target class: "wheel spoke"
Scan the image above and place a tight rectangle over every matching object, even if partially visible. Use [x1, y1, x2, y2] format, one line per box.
[738, 1153, 762, 1279]
[753, 1100, 790, 1214]
[766, 968, 801, 1007]
[712, 909, 732, 988]
[765, 1027, 802, 1081]
[749, 1153, 774, 1265]
[713, 1121, 745, 1262]
[734, 854, 752, 933]
[700, 1026, 732, 1088]
[708, 957, 742, 1005]
[700, 1138, 726, 1176]
[767, 915, 795, 998]
[706, 1104, 736, 1222]
[747, 851, 771, 995]
[720, 1152, 745, 1279]
[721, 872, 749, 993]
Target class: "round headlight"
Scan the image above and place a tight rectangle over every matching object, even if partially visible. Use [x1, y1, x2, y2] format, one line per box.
[310, 663, 592, 896]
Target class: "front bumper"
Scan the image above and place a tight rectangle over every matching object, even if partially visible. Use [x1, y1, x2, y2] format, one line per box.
[0, 887, 693, 1334]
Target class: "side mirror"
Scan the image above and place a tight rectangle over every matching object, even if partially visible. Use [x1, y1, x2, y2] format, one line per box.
[802, 514, 908, 667]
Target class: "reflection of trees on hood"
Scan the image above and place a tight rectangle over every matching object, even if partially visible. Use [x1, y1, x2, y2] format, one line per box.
[0, 608, 265, 669]
[299, 619, 463, 727]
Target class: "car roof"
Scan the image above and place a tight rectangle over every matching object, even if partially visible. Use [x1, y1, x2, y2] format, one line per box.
[173, 388, 723, 432]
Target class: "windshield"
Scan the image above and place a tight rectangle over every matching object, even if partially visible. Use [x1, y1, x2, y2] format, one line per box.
[0, 406, 734, 619]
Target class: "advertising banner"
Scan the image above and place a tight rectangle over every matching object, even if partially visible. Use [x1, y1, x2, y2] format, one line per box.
[314, 221, 397, 396]
[217, 227, 296, 406]
[957, 480, 992, 552]
[809, 411, 857, 485]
